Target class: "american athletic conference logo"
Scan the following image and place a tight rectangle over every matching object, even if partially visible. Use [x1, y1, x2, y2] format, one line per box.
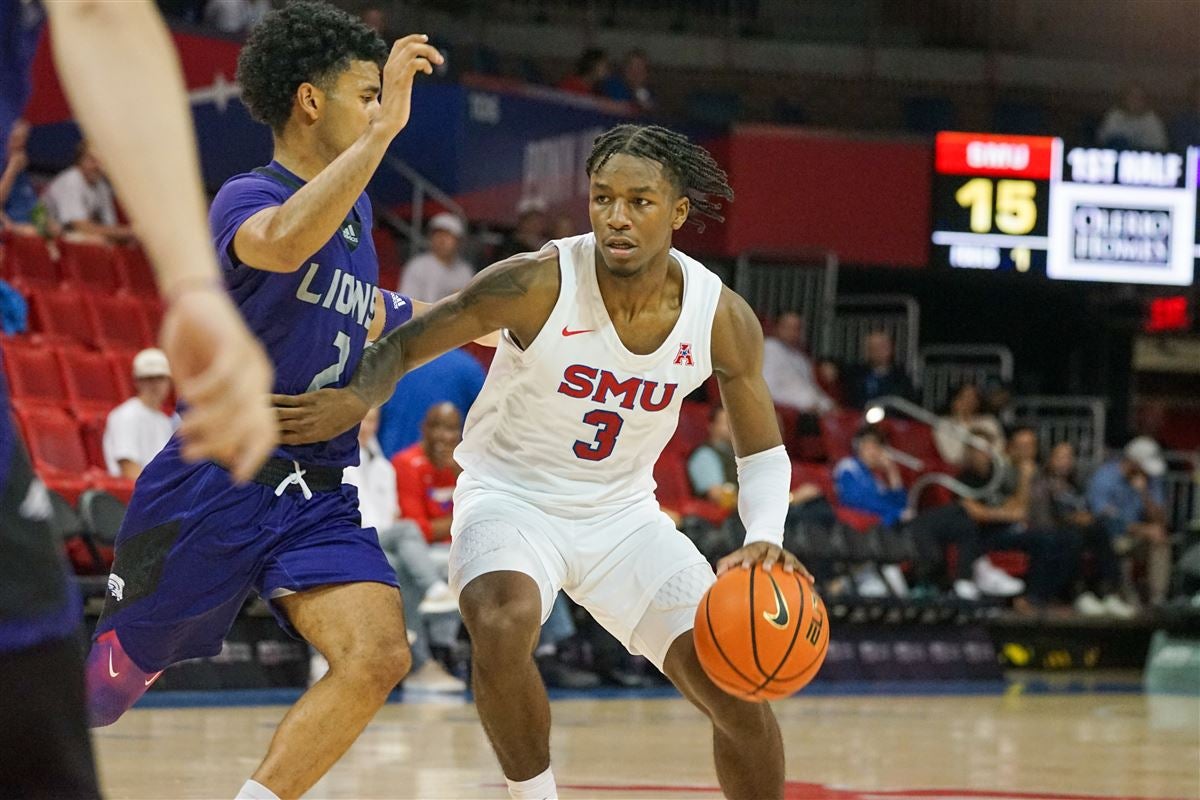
[673, 342, 694, 366]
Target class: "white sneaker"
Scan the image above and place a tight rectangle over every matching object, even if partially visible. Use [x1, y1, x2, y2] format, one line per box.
[953, 579, 981, 601]
[403, 660, 466, 694]
[853, 566, 889, 598]
[880, 564, 910, 598]
[1074, 591, 1107, 617]
[1101, 594, 1138, 619]
[418, 580, 459, 615]
[973, 559, 1025, 597]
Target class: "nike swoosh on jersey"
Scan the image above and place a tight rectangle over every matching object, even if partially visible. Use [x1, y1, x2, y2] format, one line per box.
[145, 672, 163, 687]
[561, 326, 594, 337]
[762, 572, 790, 630]
[108, 649, 120, 678]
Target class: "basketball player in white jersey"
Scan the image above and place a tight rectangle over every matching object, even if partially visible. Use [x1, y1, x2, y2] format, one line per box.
[276, 124, 809, 800]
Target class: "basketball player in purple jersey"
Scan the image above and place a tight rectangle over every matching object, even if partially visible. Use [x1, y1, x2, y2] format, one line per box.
[79, 4, 445, 798]
[2, 1, 277, 795]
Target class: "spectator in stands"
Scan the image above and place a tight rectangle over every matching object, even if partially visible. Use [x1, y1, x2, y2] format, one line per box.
[557, 48, 610, 97]
[1169, 76, 1200, 148]
[392, 402, 596, 688]
[342, 408, 464, 693]
[495, 197, 549, 261]
[0, 119, 58, 240]
[1086, 436, 1173, 605]
[689, 405, 827, 520]
[392, 402, 462, 548]
[102, 348, 179, 480]
[834, 424, 1023, 600]
[358, 4, 392, 38]
[44, 140, 134, 245]
[980, 379, 1015, 425]
[600, 49, 655, 112]
[1030, 442, 1135, 618]
[376, 348, 486, 457]
[1097, 82, 1169, 151]
[203, 0, 270, 33]
[844, 330, 916, 409]
[958, 426, 1074, 609]
[816, 358, 845, 407]
[762, 312, 835, 419]
[399, 212, 474, 301]
[933, 382, 1004, 468]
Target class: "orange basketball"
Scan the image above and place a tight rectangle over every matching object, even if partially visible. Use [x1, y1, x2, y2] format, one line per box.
[693, 563, 829, 701]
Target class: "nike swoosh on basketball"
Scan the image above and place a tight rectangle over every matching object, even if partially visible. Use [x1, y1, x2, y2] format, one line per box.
[561, 326, 594, 337]
[762, 572, 790, 629]
[108, 649, 120, 678]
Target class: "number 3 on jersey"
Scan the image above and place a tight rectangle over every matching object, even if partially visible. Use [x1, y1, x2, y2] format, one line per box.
[573, 409, 624, 461]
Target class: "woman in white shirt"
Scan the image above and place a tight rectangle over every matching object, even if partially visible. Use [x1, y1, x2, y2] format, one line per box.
[933, 382, 1004, 468]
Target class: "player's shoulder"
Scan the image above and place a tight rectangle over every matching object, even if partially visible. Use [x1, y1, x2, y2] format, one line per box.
[712, 284, 761, 340]
[212, 167, 292, 206]
[392, 443, 428, 469]
[470, 244, 560, 298]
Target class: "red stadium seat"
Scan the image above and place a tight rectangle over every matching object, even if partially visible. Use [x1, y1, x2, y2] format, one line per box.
[29, 288, 98, 347]
[14, 405, 90, 477]
[820, 408, 863, 464]
[1, 339, 67, 409]
[1, 232, 59, 288]
[665, 401, 710, 456]
[139, 297, 164, 338]
[104, 351, 137, 399]
[75, 408, 110, 471]
[791, 461, 834, 498]
[116, 246, 156, 297]
[58, 346, 125, 414]
[89, 294, 154, 352]
[653, 451, 729, 525]
[59, 240, 124, 294]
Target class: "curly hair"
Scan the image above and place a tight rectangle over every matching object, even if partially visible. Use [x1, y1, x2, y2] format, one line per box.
[237, 1, 388, 133]
[585, 124, 734, 232]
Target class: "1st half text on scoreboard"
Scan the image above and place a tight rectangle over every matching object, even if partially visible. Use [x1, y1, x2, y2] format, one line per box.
[932, 131, 1199, 286]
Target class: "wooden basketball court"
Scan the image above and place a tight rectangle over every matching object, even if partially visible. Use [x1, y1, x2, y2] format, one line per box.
[94, 688, 1199, 799]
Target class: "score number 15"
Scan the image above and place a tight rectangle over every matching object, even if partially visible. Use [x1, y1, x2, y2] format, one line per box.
[955, 178, 1038, 235]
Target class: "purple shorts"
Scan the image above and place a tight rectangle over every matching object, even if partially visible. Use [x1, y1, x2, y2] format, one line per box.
[93, 439, 398, 673]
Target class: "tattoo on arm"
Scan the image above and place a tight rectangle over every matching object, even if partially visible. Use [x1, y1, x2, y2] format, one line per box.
[347, 256, 539, 407]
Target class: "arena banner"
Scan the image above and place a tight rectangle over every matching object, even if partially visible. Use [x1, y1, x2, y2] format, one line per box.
[718, 125, 933, 267]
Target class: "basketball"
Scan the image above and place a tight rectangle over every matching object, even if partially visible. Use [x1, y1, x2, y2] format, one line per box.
[693, 563, 829, 701]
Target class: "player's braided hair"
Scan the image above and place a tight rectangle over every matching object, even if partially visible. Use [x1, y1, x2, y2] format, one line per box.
[237, 0, 388, 133]
[586, 124, 734, 232]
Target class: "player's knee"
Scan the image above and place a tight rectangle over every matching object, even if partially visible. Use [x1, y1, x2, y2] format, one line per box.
[460, 592, 540, 665]
[335, 636, 412, 692]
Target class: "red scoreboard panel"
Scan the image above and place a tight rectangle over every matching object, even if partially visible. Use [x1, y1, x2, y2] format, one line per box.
[933, 132, 1198, 286]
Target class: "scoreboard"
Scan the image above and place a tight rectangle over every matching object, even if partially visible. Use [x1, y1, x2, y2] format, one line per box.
[932, 132, 1198, 286]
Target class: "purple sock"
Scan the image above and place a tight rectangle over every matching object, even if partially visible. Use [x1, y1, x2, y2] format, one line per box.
[85, 630, 161, 727]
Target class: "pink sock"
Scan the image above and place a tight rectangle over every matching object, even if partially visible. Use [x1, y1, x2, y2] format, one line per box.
[85, 629, 162, 727]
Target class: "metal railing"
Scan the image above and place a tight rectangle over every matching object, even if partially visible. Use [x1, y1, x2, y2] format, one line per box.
[733, 249, 838, 355]
[824, 294, 919, 378]
[380, 155, 470, 260]
[916, 344, 1014, 412]
[1008, 395, 1107, 469]
[1163, 450, 1199, 534]
[864, 395, 1004, 512]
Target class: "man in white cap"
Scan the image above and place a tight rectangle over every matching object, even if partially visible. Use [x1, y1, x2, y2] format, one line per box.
[102, 348, 180, 481]
[399, 211, 474, 301]
[1086, 436, 1173, 604]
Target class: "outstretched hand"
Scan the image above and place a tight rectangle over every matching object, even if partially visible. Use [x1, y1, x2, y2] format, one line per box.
[274, 388, 371, 446]
[716, 542, 813, 581]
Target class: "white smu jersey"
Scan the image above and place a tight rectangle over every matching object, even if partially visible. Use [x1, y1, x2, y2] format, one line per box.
[454, 232, 724, 511]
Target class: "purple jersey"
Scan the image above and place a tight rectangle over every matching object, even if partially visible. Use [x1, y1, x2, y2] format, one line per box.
[209, 161, 382, 468]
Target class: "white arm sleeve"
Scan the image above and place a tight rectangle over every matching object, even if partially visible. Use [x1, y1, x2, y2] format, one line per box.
[736, 444, 790, 547]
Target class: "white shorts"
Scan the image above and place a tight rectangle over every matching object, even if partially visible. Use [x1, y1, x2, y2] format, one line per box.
[448, 474, 715, 671]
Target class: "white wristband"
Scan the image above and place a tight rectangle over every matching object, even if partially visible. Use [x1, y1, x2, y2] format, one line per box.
[736, 444, 790, 548]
